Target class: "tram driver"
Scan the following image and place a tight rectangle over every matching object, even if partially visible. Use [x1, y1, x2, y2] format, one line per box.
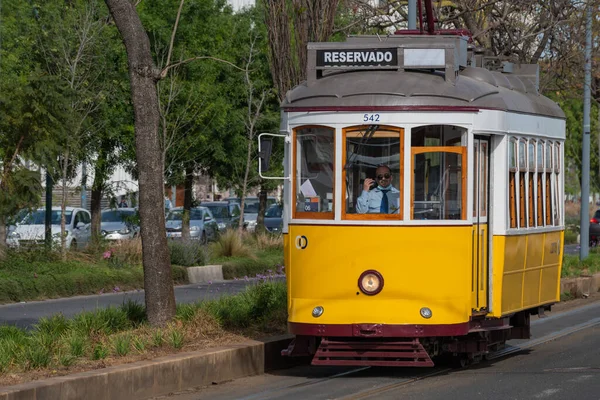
[356, 165, 400, 214]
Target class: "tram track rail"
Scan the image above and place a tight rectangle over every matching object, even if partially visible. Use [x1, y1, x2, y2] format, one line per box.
[235, 308, 600, 400]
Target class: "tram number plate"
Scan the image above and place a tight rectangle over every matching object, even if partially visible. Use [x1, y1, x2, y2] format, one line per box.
[363, 113, 380, 122]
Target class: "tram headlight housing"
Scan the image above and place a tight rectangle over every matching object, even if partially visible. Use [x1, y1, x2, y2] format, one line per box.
[420, 307, 433, 319]
[358, 270, 384, 295]
[312, 306, 324, 318]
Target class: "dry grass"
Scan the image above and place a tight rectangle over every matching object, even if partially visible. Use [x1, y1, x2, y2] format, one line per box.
[211, 229, 254, 258]
[254, 232, 283, 251]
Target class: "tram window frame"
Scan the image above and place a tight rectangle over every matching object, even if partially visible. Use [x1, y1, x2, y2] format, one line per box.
[537, 140, 544, 226]
[509, 137, 518, 228]
[553, 142, 561, 225]
[518, 138, 527, 228]
[342, 125, 404, 220]
[411, 125, 467, 221]
[528, 140, 535, 227]
[292, 125, 335, 220]
[545, 141, 553, 226]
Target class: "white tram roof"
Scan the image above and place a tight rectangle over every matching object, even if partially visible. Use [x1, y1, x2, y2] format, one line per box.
[282, 36, 565, 120]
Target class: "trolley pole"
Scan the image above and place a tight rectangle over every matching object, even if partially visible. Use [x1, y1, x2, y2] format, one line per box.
[580, 2, 592, 260]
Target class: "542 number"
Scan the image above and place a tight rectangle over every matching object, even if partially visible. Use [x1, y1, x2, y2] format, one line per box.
[363, 113, 380, 122]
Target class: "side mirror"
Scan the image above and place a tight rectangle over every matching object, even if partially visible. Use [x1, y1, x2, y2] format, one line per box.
[76, 222, 85, 229]
[204, 215, 212, 222]
[259, 137, 273, 172]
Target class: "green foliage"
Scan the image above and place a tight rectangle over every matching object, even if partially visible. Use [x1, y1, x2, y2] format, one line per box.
[562, 253, 600, 277]
[220, 249, 284, 279]
[168, 330, 184, 349]
[203, 281, 287, 331]
[92, 343, 109, 360]
[549, 95, 600, 195]
[113, 334, 132, 356]
[168, 240, 208, 267]
[152, 329, 165, 348]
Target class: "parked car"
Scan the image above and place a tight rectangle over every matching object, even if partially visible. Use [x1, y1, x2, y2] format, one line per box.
[201, 201, 242, 231]
[6, 207, 91, 249]
[5, 208, 29, 236]
[101, 208, 139, 241]
[225, 196, 277, 231]
[264, 203, 283, 233]
[165, 207, 218, 243]
[590, 209, 600, 246]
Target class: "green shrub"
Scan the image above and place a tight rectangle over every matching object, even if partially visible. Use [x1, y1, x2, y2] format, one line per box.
[564, 229, 578, 245]
[92, 343, 108, 360]
[113, 334, 131, 356]
[169, 240, 208, 267]
[221, 250, 284, 280]
[169, 330, 184, 349]
[121, 300, 147, 327]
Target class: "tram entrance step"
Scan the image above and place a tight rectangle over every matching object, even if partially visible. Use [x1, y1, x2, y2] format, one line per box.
[311, 338, 434, 367]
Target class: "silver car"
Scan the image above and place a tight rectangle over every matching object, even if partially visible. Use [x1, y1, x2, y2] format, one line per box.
[101, 208, 139, 240]
[165, 207, 218, 243]
[7, 207, 91, 249]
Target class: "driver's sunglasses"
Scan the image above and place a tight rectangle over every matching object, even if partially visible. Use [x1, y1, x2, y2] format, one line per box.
[377, 173, 391, 180]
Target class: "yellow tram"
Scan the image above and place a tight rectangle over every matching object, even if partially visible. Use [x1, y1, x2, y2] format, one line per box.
[260, 29, 565, 367]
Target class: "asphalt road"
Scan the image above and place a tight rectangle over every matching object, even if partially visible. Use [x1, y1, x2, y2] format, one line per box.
[0, 278, 282, 329]
[157, 300, 600, 400]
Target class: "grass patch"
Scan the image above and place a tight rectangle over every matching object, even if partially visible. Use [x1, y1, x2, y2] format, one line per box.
[562, 253, 600, 277]
[0, 281, 287, 378]
[0, 249, 187, 304]
[220, 248, 284, 280]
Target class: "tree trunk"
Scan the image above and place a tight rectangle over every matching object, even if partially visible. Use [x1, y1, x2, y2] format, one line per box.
[91, 186, 103, 242]
[182, 165, 194, 240]
[0, 216, 6, 261]
[105, 0, 176, 327]
[60, 151, 69, 259]
[256, 187, 267, 234]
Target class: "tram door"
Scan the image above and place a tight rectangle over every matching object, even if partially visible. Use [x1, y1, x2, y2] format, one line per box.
[472, 137, 489, 312]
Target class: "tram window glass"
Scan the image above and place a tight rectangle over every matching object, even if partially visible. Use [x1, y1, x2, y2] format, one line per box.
[537, 141, 544, 226]
[528, 141, 535, 227]
[509, 138, 517, 228]
[294, 126, 334, 218]
[518, 139, 527, 227]
[545, 141, 553, 225]
[553, 143, 561, 225]
[411, 125, 466, 220]
[343, 126, 403, 218]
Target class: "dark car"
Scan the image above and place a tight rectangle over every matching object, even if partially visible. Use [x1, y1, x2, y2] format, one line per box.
[226, 196, 278, 231]
[590, 210, 600, 246]
[201, 201, 242, 232]
[264, 204, 283, 233]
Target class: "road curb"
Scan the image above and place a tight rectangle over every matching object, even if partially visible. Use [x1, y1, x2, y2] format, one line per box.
[0, 336, 295, 400]
[560, 272, 600, 298]
[186, 265, 224, 283]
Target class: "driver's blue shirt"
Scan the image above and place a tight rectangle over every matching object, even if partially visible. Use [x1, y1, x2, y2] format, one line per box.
[356, 186, 400, 214]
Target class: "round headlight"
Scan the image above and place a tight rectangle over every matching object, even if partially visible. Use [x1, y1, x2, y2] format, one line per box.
[420, 307, 432, 319]
[101, 230, 107, 236]
[312, 306, 324, 318]
[358, 270, 384, 295]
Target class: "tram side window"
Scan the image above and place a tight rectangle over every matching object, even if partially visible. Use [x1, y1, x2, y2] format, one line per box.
[528, 140, 535, 227]
[553, 143, 561, 225]
[294, 127, 334, 218]
[518, 139, 527, 227]
[344, 126, 403, 218]
[411, 125, 466, 220]
[545, 142, 552, 225]
[509, 138, 517, 228]
[537, 141, 544, 226]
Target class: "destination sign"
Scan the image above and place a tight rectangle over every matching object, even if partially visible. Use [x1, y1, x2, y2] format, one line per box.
[316, 49, 398, 67]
